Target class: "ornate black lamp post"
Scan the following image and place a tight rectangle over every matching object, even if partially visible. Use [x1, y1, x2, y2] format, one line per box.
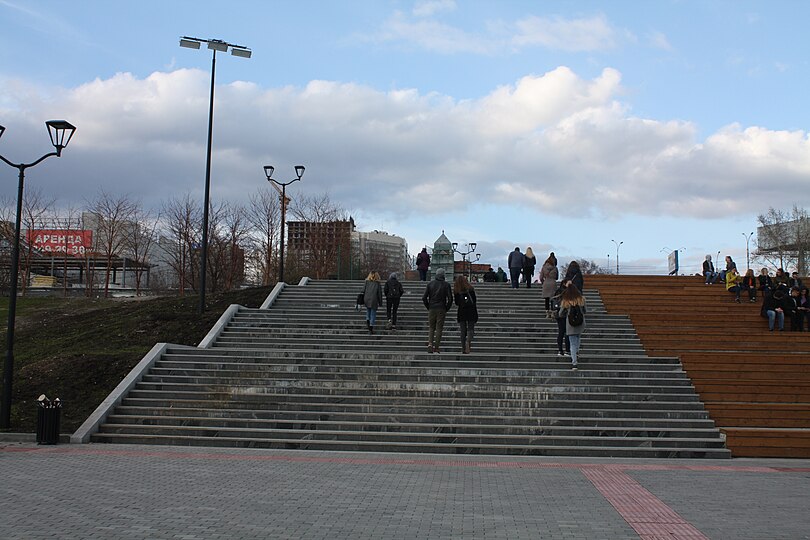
[0, 120, 76, 429]
[179, 36, 251, 313]
[263, 165, 305, 283]
[452, 242, 478, 281]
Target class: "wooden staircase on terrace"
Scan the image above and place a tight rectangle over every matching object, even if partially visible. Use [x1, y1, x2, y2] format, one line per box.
[589, 274, 810, 458]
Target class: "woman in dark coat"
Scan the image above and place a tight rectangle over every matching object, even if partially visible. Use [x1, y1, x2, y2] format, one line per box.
[522, 247, 537, 288]
[454, 275, 479, 354]
[562, 260, 584, 292]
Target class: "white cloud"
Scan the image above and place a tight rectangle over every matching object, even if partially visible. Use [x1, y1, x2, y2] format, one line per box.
[647, 31, 673, 51]
[370, 11, 496, 54]
[2, 67, 809, 230]
[512, 14, 619, 52]
[413, 0, 456, 18]
[365, 10, 626, 55]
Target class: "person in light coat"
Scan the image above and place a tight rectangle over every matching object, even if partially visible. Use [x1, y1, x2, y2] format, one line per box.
[363, 271, 383, 334]
[540, 253, 558, 317]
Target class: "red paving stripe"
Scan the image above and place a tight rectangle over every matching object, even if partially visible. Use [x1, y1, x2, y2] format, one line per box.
[581, 467, 709, 540]
[1, 446, 807, 474]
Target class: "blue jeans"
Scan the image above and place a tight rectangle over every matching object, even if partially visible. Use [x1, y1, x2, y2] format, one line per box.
[568, 334, 581, 365]
[366, 307, 377, 326]
[704, 271, 718, 284]
[418, 269, 427, 281]
[766, 310, 784, 331]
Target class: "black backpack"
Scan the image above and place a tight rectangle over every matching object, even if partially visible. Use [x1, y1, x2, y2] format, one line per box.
[459, 292, 473, 307]
[567, 305, 584, 327]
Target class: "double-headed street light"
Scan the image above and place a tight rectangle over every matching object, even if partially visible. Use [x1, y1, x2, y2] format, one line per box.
[452, 242, 478, 281]
[0, 120, 76, 429]
[179, 36, 251, 314]
[611, 239, 623, 275]
[264, 165, 305, 284]
[743, 231, 754, 270]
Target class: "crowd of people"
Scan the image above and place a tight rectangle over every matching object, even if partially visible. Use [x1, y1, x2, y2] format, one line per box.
[703, 254, 808, 331]
[359, 250, 587, 369]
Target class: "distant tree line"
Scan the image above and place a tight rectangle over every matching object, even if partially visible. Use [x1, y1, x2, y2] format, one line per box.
[0, 187, 350, 298]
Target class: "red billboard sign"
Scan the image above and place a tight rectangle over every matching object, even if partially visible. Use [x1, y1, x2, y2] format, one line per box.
[26, 229, 93, 257]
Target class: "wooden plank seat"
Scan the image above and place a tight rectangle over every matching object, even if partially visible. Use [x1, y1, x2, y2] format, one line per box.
[589, 274, 810, 458]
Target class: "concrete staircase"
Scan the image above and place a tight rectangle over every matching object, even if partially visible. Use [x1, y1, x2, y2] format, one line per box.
[89, 280, 730, 458]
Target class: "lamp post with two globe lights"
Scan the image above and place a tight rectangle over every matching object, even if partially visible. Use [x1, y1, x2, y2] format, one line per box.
[0, 120, 77, 429]
[264, 165, 305, 284]
[179, 36, 251, 313]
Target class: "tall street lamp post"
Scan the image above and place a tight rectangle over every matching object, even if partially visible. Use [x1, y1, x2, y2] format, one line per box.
[451, 242, 478, 281]
[611, 239, 623, 275]
[0, 120, 76, 429]
[743, 232, 754, 271]
[179, 36, 251, 313]
[264, 165, 305, 283]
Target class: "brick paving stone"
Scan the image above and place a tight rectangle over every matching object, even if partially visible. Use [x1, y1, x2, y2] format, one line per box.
[0, 444, 808, 539]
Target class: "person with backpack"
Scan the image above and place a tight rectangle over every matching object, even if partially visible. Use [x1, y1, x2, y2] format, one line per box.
[559, 284, 587, 370]
[384, 272, 405, 330]
[453, 275, 479, 354]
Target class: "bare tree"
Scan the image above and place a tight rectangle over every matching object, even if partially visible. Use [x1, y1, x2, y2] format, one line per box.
[562, 259, 611, 277]
[86, 190, 137, 298]
[19, 188, 55, 296]
[0, 196, 15, 292]
[123, 205, 160, 296]
[756, 205, 809, 274]
[247, 188, 281, 285]
[288, 192, 349, 280]
[56, 207, 82, 297]
[161, 195, 201, 295]
[208, 202, 250, 292]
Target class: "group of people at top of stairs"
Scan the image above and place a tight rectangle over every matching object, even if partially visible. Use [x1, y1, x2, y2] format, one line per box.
[703, 254, 809, 331]
[377, 247, 587, 370]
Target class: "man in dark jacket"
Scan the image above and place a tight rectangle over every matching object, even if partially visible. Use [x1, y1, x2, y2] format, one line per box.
[482, 267, 497, 282]
[763, 288, 790, 331]
[422, 268, 453, 353]
[384, 272, 405, 330]
[507, 247, 524, 289]
[416, 248, 431, 281]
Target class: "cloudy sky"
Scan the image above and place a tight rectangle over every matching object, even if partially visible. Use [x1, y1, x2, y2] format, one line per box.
[1, 0, 809, 274]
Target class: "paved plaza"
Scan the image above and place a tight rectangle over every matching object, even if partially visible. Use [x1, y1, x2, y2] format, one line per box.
[1, 442, 808, 539]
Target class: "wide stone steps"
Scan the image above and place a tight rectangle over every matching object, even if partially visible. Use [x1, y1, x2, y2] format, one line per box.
[160, 348, 675, 367]
[90, 279, 730, 458]
[110, 406, 715, 427]
[148, 365, 690, 381]
[118, 396, 711, 414]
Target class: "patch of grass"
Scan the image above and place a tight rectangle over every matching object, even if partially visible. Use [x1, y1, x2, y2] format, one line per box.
[0, 287, 273, 433]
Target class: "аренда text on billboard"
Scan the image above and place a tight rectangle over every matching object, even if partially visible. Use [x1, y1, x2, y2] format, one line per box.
[26, 229, 93, 257]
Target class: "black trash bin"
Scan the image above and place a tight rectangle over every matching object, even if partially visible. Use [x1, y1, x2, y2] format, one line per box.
[35, 395, 62, 445]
